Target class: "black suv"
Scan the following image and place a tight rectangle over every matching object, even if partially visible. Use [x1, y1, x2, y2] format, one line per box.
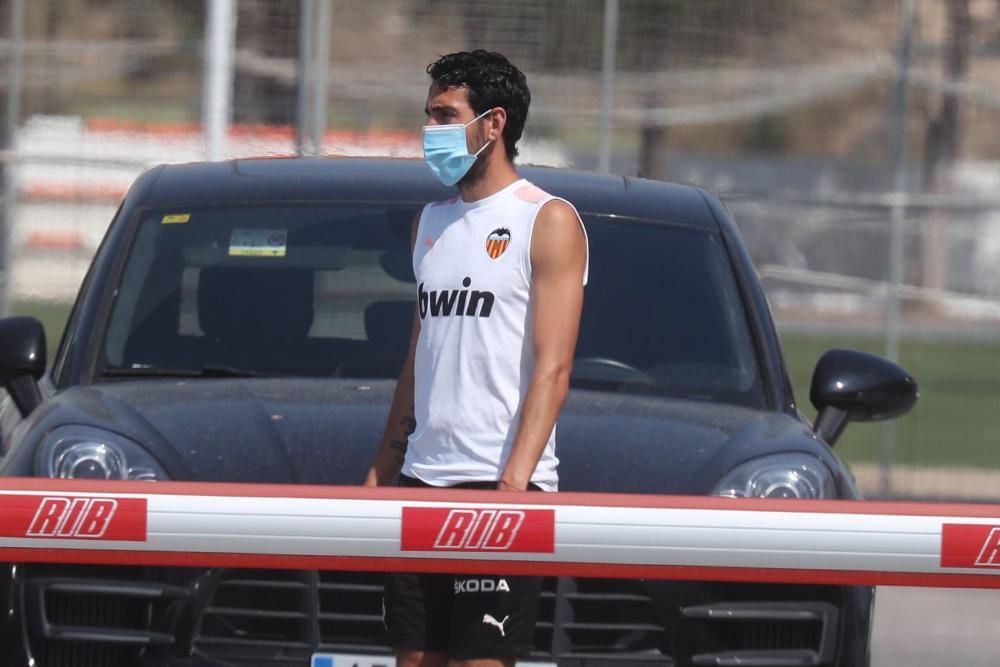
[0, 157, 916, 666]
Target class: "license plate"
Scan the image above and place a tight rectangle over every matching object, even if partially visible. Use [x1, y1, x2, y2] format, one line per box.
[311, 655, 394, 667]
[310, 655, 556, 667]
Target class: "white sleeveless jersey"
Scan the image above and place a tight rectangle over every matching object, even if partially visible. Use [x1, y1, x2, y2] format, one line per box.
[402, 178, 588, 491]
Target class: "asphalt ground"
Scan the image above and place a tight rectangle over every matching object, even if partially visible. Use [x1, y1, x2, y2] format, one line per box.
[872, 587, 1000, 666]
[850, 463, 1000, 501]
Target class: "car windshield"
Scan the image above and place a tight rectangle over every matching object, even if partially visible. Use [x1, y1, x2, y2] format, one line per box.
[100, 203, 765, 407]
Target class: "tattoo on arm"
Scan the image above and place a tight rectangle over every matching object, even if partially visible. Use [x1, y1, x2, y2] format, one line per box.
[388, 439, 407, 465]
[388, 412, 417, 465]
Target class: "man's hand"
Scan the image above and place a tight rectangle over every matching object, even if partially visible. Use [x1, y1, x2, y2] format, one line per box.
[497, 477, 528, 492]
[366, 402, 417, 487]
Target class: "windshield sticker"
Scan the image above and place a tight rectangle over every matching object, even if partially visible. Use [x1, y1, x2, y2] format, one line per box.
[161, 213, 190, 224]
[229, 229, 287, 257]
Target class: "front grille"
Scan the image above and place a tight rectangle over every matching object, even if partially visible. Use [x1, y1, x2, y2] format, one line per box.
[45, 590, 152, 630]
[536, 577, 669, 660]
[27, 567, 842, 666]
[195, 572, 672, 665]
[732, 618, 822, 651]
[193, 569, 387, 665]
[25, 566, 187, 667]
[680, 601, 837, 666]
[317, 572, 388, 649]
[34, 639, 137, 667]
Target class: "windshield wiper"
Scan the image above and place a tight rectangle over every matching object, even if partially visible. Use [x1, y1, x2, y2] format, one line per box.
[101, 365, 258, 378]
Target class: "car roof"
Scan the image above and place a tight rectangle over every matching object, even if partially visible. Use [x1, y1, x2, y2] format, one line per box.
[131, 157, 721, 231]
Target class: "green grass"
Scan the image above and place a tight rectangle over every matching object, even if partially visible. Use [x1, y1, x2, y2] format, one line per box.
[10, 300, 73, 361]
[781, 333, 1000, 470]
[7, 299, 999, 470]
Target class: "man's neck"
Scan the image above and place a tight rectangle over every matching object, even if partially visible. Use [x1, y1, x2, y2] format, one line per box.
[458, 160, 520, 203]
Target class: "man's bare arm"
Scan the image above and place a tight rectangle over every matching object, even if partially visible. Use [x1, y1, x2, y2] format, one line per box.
[499, 199, 586, 491]
[365, 216, 422, 487]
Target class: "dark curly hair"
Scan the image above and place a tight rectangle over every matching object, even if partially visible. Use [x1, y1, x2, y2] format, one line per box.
[426, 50, 531, 162]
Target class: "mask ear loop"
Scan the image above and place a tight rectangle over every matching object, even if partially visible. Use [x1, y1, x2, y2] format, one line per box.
[473, 139, 493, 157]
[464, 108, 495, 127]
[469, 108, 496, 157]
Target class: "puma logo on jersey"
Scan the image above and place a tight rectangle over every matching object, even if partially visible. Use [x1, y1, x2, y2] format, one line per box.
[482, 614, 510, 637]
[418, 278, 494, 318]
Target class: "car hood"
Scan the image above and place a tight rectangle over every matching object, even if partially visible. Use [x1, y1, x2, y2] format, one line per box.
[10, 378, 831, 494]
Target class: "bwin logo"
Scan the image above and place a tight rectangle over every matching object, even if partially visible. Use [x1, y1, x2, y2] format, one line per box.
[418, 277, 495, 319]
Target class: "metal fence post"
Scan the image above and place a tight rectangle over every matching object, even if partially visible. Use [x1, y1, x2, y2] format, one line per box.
[297, 0, 315, 156]
[310, 0, 331, 155]
[1, 0, 26, 317]
[880, 0, 915, 498]
[597, 0, 618, 173]
[203, 0, 237, 161]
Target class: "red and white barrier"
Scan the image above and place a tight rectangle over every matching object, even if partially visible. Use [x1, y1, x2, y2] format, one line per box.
[0, 478, 998, 589]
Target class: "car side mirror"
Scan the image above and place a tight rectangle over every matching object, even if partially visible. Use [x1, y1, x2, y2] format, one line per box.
[809, 348, 918, 446]
[0, 316, 47, 417]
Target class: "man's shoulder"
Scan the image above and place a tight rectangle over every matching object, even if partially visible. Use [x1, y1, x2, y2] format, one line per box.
[511, 181, 550, 205]
[513, 181, 578, 218]
[427, 195, 461, 208]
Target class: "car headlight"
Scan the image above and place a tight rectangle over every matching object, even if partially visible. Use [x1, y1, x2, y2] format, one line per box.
[711, 453, 836, 499]
[37, 426, 169, 481]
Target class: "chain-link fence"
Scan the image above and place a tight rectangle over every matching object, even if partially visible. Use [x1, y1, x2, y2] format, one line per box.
[2, 0, 1000, 501]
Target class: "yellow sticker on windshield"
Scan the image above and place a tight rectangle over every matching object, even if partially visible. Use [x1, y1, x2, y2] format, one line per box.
[229, 228, 287, 257]
[162, 213, 191, 224]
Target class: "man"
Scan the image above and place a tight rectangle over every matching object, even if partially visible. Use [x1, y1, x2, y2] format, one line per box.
[365, 50, 588, 667]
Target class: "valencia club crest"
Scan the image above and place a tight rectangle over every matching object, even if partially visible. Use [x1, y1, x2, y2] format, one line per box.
[485, 227, 511, 259]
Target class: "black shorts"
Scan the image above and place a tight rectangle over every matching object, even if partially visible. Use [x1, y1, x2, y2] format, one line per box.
[383, 475, 544, 659]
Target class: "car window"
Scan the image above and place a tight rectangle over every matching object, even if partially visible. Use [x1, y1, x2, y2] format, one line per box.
[103, 205, 417, 378]
[100, 205, 763, 407]
[574, 217, 763, 407]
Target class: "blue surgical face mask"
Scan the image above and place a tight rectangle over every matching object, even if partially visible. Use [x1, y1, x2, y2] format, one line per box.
[422, 109, 493, 186]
